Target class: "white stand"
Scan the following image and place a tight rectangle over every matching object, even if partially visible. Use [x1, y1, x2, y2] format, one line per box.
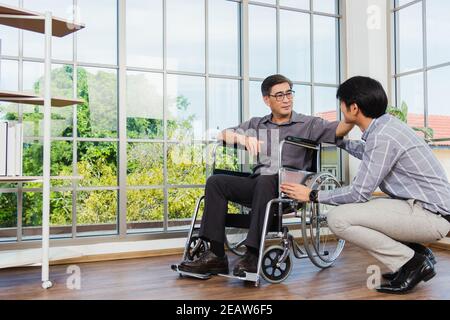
[41, 11, 52, 290]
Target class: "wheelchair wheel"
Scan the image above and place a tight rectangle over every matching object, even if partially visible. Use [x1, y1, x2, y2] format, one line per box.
[186, 236, 209, 261]
[225, 227, 248, 256]
[301, 172, 345, 269]
[261, 245, 293, 284]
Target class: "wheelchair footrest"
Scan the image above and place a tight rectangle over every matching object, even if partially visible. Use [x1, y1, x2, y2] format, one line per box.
[171, 264, 212, 280]
[218, 272, 259, 283]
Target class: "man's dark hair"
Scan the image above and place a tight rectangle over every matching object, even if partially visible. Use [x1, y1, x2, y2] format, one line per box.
[336, 76, 388, 119]
[261, 74, 293, 97]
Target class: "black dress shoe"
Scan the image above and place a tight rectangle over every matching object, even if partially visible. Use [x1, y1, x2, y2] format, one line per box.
[382, 244, 436, 281]
[233, 253, 258, 277]
[179, 250, 229, 275]
[376, 254, 436, 294]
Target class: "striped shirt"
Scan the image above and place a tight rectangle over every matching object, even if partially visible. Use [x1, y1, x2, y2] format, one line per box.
[319, 114, 450, 216]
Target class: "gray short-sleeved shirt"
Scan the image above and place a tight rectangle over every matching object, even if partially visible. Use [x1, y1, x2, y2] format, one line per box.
[227, 111, 340, 175]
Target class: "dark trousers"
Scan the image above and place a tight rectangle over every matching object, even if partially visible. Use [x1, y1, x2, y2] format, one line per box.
[199, 174, 278, 249]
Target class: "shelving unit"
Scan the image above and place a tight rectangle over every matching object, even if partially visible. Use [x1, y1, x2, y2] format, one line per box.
[0, 4, 85, 289]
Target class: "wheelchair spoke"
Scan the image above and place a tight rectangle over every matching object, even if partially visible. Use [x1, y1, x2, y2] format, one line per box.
[301, 172, 346, 269]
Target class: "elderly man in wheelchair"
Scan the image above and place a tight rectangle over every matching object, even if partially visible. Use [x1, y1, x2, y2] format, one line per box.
[171, 74, 353, 286]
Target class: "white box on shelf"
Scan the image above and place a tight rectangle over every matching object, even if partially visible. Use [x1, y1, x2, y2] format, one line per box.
[6, 122, 15, 176]
[4, 121, 23, 176]
[0, 121, 7, 176]
[15, 122, 23, 176]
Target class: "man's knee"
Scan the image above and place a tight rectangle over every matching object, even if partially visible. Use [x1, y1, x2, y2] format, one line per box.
[327, 205, 353, 235]
[206, 175, 225, 189]
[255, 174, 278, 188]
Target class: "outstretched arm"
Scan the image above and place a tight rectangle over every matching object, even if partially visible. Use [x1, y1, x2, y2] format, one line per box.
[336, 121, 355, 137]
[217, 130, 264, 157]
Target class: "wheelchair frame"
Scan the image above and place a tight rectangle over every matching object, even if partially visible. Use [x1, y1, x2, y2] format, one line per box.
[171, 136, 345, 287]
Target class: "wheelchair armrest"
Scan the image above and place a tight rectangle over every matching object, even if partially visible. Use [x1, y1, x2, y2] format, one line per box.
[216, 140, 247, 151]
[284, 136, 320, 150]
[213, 169, 252, 178]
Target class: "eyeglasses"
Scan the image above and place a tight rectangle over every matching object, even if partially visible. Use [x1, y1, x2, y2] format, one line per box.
[269, 90, 296, 102]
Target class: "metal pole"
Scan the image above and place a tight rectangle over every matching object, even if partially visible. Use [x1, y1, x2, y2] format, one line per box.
[41, 11, 53, 290]
[118, 0, 127, 238]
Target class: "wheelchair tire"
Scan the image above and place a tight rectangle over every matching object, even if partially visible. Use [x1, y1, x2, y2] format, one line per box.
[261, 245, 293, 284]
[301, 172, 345, 269]
[186, 236, 209, 261]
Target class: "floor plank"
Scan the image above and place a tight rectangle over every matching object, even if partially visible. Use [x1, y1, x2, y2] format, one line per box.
[0, 244, 449, 300]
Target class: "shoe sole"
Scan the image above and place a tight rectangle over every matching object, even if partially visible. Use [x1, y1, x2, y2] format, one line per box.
[422, 269, 436, 282]
[210, 268, 229, 275]
[178, 266, 229, 276]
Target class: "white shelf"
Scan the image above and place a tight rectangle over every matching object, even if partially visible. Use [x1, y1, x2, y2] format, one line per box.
[0, 90, 84, 107]
[0, 4, 84, 37]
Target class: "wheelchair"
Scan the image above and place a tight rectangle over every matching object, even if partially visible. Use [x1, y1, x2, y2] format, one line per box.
[171, 136, 345, 287]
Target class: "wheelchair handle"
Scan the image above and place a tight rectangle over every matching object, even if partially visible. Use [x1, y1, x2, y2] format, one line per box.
[279, 137, 321, 198]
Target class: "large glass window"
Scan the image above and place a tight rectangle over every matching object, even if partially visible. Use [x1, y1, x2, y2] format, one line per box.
[248, 1, 340, 119]
[280, 10, 310, 82]
[0, 0, 341, 244]
[22, 0, 73, 61]
[77, 0, 118, 65]
[426, 0, 450, 67]
[249, 5, 277, 78]
[126, 71, 163, 139]
[166, 0, 205, 73]
[395, 2, 423, 74]
[126, 0, 163, 69]
[248, 1, 341, 181]
[209, 0, 240, 76]
[393, 0, 450, 178]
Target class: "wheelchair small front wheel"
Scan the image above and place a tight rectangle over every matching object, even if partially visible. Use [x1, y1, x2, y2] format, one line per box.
[186, 236, 209, 261]
[261, 245, 293, 284]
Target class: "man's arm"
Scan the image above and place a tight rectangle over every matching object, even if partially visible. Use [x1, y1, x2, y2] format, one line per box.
[336, 122, 355, 137]
[319, 135, 401, 205]
[281, 135, 401, 205]
[309, 118, 353, 145]
[337, 139, 366, 160]
[217, 125, 263, 157]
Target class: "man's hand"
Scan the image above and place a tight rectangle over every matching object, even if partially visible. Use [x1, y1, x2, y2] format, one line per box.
[237, 135, 264, 157]
[280, 183, 312, 202]
[336, 121, 355, 137]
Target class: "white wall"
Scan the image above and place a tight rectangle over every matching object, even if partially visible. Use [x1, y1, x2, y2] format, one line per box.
[343, 0, 390, 180]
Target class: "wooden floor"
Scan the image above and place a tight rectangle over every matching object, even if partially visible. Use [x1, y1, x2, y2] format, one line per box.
[1, 244, 449, 300]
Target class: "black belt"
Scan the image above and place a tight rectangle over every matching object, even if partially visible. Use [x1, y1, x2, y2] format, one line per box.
[443, 215, 450, 223]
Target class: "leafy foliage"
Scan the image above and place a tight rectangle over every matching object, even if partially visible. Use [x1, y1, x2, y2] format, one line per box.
[387, 101, 435, 142]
